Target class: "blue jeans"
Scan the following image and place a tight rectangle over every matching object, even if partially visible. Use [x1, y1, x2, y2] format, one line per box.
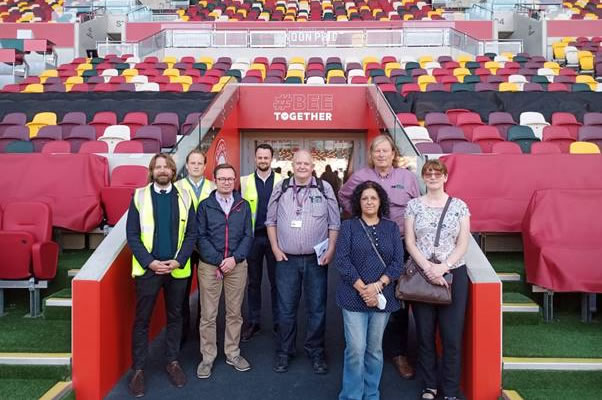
[276, 254, 327, 359]
[339, 309, 390, 400]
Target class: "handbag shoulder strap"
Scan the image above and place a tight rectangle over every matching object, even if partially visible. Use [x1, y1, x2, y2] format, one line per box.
[359, 218, 387, 270]
[433, 196, 453, 248]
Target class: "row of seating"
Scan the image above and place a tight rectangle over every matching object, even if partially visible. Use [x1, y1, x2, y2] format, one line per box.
[2, 81, 228, 93]
[416, 139, 601, 155]
[0, 0, 61, 22]
[179, 0, 443, 21]
[559, 0, 602, 19]
[552, 37, 602, 76]
[1, 138, 161, 154]
[400, 110, 602, 153]
[0, 111, 200, 139]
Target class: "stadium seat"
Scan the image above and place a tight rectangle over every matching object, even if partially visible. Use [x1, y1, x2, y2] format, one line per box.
[58, 112, 87, 138]
[114, 140, 144, 154]
[542, 126, 575, 153]
[472, 126, 504, 153]
[151, 113, 179, 148]
[0, 201, 58, 280]
[551, 112, 582, 140]
[121, 112, 148, 136]
[181, 113, 201, 135]
[456, 112, 485, 141]
[424, 112, 452, 141]
[26, 112, 57, 138]
[488, 112, 517, 140]
[99, 125, 131, 152]
[0, 112, 27, 136]
[132, 126, 162, 153]
[90, 112, 118, 138]
[41, 140, 71, 154]
[404, 126, 432, 144]
[31, 125, 62, 152]
[507, 125, 540, 153]
[491, 141, 522, 154]
[583, 112, 602, 127]
[101, 165, 149, 226]
[531, 142, 562, 154]
[445, 109, 470, 125]
[78, 140, 109, 154]
[569, 141, 601, 154]
[437, 127, 468, 153]
[519, 112, 550, 139]
[415, 142, 443, 154]
[451, 142, 482, 154]
[0, 125, 30, 152]
[578, 126, 602, 149]
[396, 113, 420, 127]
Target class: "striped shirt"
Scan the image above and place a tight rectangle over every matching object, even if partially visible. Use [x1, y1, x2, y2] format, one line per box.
[265, 177, 340, 255]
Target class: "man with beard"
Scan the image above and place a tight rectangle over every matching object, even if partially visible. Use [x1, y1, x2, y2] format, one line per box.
[126, 153, 197, 397]
[240, 144, 282, 342]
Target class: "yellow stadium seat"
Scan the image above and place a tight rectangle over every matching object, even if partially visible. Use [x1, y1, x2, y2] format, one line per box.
[570, 141, 601, 154]
[578, 51, 594, 71]
[576, 74, 597, 90]
[543, 61, 560, 74]
[385, 62, 401, 77]
[418, 55, 433, 68]
[65, 76, 83, 91]
[290, 56, 305, 66]
[76, 63, 92, 76]
[122, 68, 139, 82]
[457, 54, 473, 68]
[499, 82, 520, 92]
[171, 75, 192, 91]
[39, 69, 58, 83]
[286, 69, 305, 80]
[418, 75, 436, 91]
[452, 67, 470, 82]
[163, 68, 180, 77]
[403, 14, 413, 20]
[26, 112, 57, 137]
[211, 83, 225, 92]
[362, 56, 379, 69]
[326, 69, 345, 81]
[552, 42, 567, 60]
[249, 63, 267, 79]
[198, 56, 214, 69]
[22, 83, 44, 93]
[163, 56, 177, 65]
[484, 61, 501, 74]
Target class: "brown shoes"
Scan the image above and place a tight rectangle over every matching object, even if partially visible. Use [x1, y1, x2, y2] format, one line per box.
[128, 369, 145, 398]
[166, 361, 187, 388]
[392, 355, 415, 379]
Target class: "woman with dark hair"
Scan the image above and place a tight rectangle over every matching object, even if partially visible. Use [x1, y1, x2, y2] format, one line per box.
[404, 160, 470, 400]
[335, 181, 405, 400]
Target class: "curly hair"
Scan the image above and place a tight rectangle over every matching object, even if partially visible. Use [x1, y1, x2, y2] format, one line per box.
[350, 181, 390, 218]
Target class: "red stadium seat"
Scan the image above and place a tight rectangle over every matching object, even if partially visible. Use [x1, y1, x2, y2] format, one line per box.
[90, 112, 118, 139]
[551, 112, 582, 140]
[0, 201, 58, 280]
[151, 112, 179, 148]
[542, 126, 575, 153]
[114, 140, 144, 153]
[456, 112, 485, 141]
[78, 140, 109, 154]
[121, 112, 148, 136]
[472, 126, 504, 153]
[41, 140, 71, 154]
[491, 141, 523, 154]
[531, 142, 562, 154]
[101, 165, 148, 226]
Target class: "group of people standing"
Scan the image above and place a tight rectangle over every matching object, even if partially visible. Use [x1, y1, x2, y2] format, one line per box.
[125, 134, 470, 400]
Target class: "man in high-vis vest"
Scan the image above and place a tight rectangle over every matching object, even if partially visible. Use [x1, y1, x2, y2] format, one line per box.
[240, 143, 282, 342]
[175, 149, 215, 344]
[126, 153, 197, 398]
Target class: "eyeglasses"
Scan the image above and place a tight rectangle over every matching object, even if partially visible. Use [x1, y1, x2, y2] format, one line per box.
[216, 177, 236, 183]
[423, 171, 444, 179]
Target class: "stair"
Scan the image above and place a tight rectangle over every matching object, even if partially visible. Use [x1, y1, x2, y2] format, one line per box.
[43, 289, 72, 320]
[502, 292, 540, 324]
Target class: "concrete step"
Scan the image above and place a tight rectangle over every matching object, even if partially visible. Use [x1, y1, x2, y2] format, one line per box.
[498, 272, 521, 282]
[39, 381, 72, 400]
[67, 269, 80, 278]
[0, 353, 71, 366]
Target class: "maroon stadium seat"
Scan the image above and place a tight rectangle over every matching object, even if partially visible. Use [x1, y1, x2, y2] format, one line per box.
[101, 165, 148, 226]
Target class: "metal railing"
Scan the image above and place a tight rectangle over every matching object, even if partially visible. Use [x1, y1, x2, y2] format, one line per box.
[97, 26, 523, 57]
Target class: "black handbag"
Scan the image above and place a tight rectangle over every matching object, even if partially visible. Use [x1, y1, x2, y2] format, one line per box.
[396, 197, 453, 305]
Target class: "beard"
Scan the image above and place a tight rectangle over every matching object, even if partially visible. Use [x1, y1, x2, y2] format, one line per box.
[257, 163, 270, 172]
[154, 174, 172, 185]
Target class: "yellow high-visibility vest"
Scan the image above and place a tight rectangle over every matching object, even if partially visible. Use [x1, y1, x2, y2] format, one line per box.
[175, 177, 215, 211]
[131, 184, 192, 278]
[241, 171, 282, 229]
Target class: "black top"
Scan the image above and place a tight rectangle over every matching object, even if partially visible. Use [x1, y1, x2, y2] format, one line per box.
[254, 171, 275, 232]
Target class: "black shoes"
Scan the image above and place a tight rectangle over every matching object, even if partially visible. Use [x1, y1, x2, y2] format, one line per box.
[128, 369, 145, 398]
[311, 357, 328, 375]
[273, 355, 290, 373]
[241, 323, 261, 342]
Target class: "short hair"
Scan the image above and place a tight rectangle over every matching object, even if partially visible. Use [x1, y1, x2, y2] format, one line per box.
[421, 159, 448, 176]
[213, 163, 237, 178]
[186, 148, 206, 164]
[367, 135, 403, 169]
[148, 153, 177, 183]
[255, 143, 274, 157]
[350, 181, 390, 218]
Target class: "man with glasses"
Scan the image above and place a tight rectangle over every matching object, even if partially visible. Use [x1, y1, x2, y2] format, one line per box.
[196, 164, 253, 379]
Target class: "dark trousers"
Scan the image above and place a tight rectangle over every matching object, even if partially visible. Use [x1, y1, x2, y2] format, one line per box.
[385, 240, 409, 357]
[246, 231, 278, 326]
[182, 251, 200, 338]
[276, 254, 327, 359]
[132, 271, 188, 370]
[413, 265, 469, 397]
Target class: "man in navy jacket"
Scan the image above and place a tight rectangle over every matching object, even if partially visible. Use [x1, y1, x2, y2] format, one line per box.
[196, 163, 253, 379]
